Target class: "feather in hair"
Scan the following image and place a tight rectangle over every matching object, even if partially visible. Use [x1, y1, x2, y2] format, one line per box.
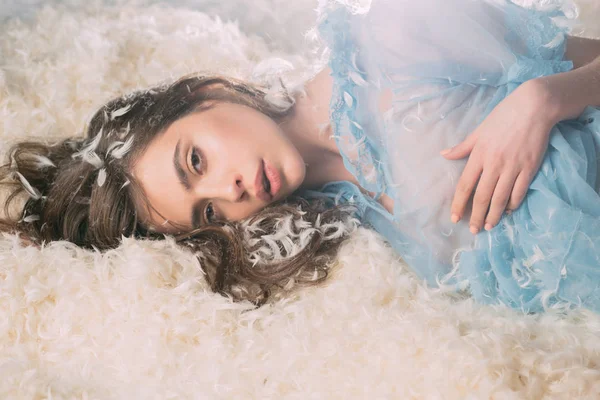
[22, 214, 40, 223]
[31, 154, 56, 169]
[110, 104, 134, 120]
[14, 171, 42, 200]
[97, 168, 107, 187]
[109, 135, 135, 159]
[72, 129, 104, 169]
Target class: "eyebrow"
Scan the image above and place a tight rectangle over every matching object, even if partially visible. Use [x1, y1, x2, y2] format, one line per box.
[173, 139, 202, 229]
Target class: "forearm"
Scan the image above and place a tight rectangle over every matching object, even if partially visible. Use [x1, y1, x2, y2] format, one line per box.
[533, 54, 600, 123]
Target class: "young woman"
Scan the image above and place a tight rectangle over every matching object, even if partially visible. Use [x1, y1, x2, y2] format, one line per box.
[2, 0, 600, 312]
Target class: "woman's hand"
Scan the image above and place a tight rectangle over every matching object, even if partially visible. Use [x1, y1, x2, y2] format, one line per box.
[440, 79, 560, 234]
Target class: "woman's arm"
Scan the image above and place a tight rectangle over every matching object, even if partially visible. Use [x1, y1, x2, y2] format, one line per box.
[565, 35, 600, 70]
[442, 51, 600, 233]
[536, 46, 600, 123]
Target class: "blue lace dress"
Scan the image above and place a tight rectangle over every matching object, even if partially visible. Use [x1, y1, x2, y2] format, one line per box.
[302, 0, 600, 313]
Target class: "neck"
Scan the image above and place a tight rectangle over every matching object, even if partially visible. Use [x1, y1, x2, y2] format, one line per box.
[278, 71, 355, 191]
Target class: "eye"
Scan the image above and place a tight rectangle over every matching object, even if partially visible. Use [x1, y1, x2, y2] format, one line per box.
[204, 202, 216, 223]
[190, 147, 204, 175]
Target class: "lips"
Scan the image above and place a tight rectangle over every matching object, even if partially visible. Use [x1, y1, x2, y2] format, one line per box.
[254, 159, 282, 202]
[254, 160, 272, 202]
[262, 170, 271, 194]
[263, 160, 281, 197]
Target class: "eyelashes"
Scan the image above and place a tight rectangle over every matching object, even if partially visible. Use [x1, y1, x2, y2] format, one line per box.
[188, 146, 217, 223]
[189, 146, 204, 175]
[204, 202, 216, 223]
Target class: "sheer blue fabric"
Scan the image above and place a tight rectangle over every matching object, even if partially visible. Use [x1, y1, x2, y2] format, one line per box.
[304, 0, 600, 313]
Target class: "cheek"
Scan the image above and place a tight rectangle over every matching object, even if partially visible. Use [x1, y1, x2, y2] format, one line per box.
[217, 201, 262, 222]
[231, 116, 282, 145]
[207, 125, 273, 159]
[203, 134, 248, 168]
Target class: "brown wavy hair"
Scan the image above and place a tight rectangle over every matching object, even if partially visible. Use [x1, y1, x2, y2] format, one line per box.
[0, 73, 358, 306]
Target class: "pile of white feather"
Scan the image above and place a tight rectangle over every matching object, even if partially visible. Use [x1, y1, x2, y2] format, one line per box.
[1, 0, 600, 398]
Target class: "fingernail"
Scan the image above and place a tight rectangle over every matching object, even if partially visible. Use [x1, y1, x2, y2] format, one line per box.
[484, 223, 493, 231]
[470, 225, 479, 234]
[440, 148, 452, 155]
[451, 213, 460, 223]
[506, 209, 513, 215]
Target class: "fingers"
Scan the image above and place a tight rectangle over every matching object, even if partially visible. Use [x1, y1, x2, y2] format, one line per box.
[506, 171, 530, 212]
[466, 171, 529, 233]
[468, 170, 499, 234]
[483, 173, 517, 230]
[445, 130, 534, 233]
[440, 131, 479, 160]
[450, 157, 483, 225]
[451, 163, 523, 234]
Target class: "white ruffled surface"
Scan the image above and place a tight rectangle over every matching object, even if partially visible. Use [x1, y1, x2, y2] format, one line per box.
[1, 0, 600, 398]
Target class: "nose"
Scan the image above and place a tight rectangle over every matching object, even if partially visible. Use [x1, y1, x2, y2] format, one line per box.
[223, 177, 246, 202]
[196, 173, 246, 203]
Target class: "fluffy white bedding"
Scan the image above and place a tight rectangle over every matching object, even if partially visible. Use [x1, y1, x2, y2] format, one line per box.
[1, 0, 600, 398]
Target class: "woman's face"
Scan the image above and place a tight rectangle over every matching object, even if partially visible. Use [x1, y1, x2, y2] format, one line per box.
[132, 102, 306, 233]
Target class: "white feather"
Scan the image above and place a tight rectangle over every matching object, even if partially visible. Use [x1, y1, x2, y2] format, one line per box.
[73, 129, 104, 169]
[110, 104, 134, 120]
[97, 168, 107, 187]
[15, 171, 41, 200]
[23, 215, 40, 223]
[84, 152, 104, 169]
[542, 32, 564, 49]
[106, 140, 125, 155]
[120, 180, 130, 190]
[349, 70, 368, 87]
[350, 51, 365, 73]
[86, 128, 103, 153]
[72, 128, 103, 159]
[343, 91, 354, 108]
[32, 154, 56, 169]
[350, 120, 363, 131]
[109, 135, 135, 159]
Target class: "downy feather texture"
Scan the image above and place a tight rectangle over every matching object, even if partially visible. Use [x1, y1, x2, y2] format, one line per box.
[1, 0, 600, 398]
